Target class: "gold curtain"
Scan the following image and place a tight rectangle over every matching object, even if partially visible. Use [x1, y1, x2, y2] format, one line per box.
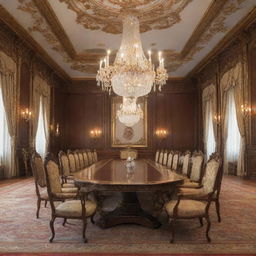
[0, 51, 18, 177]
[220, 61, 245, 176]
[32, 75, 51, 152]
[202, 84, 217, 156]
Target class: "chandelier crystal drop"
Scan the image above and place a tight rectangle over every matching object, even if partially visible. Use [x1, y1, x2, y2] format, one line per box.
[96, 14, 168, 97]
[117, 97, 143, 127]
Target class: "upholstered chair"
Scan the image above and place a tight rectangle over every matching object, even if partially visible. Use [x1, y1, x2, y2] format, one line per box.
[87, 151, 93, 165]
[179, 151, 204, 188]
[83, 151, 89, 167]
[93, 150, 98, 162]
[67, 151, 77, 172]
[73, 151, 81, 170]
[120, 148, 138, 159]
[162, 151, 169, 166]
[164, 153, 222, 243]
[171, 151, 180, 171]
[58, 151, 75, 186]
[44, 155, 97, 243]
[178, 152, 223, 222]
[158, 150, 164, 165]
[31, 152, 78, 218]
[78, 152, 85, 169]
[155, 150, 160, 162]
[166, 151, 174, 168]
[181, 151, 191, 177]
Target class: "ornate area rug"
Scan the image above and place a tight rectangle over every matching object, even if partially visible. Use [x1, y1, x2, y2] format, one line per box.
[0, 176, 256, 254]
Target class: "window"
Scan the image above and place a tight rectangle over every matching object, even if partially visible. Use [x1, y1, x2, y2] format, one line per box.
[0, 86, 12, 174]
[205, 100, 216, 159]
[35, 96, 47, 158]
[226, 87, 241, 165]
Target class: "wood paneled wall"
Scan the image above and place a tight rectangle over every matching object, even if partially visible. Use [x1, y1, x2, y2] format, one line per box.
[58, 80, 199, 158]
[193, 20, 256, 177]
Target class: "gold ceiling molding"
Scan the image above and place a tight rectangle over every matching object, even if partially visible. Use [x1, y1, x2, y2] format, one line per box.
[59, 0, 192, 34]
[1, 0, 253, 80]
[0, 4, 70, 81]
[187, 6, 256, 78]
[181, 0, 228, 57]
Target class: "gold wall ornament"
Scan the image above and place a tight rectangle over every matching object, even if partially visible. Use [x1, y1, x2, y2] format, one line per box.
[59, 0, 192, 34]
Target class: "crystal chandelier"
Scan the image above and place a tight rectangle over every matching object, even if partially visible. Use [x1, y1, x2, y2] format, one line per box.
[96, 14, 168, 97]
[117, 97, 143, 127]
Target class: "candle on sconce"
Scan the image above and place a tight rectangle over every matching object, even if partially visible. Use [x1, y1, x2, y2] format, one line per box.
[148, 50, 152, 63]
[158, 51, 162, 65]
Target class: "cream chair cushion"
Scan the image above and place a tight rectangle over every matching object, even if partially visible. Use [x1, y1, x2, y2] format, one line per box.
[179, 187, 204, 196]
[155, 150, 160, 162]
[167, 153, 173, 168]
[60, 155, 70, 176]
[62, 183, 75, 188]
[61, 187, 78, 193]
[180, 180, 200, 188]
[172, 154, 179, 170]
[68, 154, 76, 172]
[158, 152, 164, 164]
[74, 153, 80, 170]
[55, 200, 97, 217]
[162, 152, 168, 166]
[190, 155, 203, 182]
[47, 161, 62, 194]
[182, 154, 190, 176]
[40, 190, 49, 200]
[165, 199, 207, 218]
[34, 156, 46, 187]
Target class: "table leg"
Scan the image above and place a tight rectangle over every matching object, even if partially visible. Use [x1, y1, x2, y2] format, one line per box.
[98, 192, 161, 229]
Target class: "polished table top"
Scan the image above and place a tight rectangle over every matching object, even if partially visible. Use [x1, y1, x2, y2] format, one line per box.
[73, 159, 184, 186]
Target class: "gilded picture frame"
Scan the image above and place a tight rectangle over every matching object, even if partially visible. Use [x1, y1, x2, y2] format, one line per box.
[111, 96, 148, 148]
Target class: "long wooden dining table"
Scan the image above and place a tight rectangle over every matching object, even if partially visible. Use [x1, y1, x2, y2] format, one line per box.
[73, 158, 184, 229]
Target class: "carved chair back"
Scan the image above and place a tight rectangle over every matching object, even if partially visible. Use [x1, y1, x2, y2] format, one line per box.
[181, 151, 191, 176]
[58, 151, 70, 177]
[78, 152, 85, 169]
[167, 151, 174, 168]
[171, 151, 180, 171]
[87, 151, 93, 165]
[190, 151, 204, 182]
[162, 151, 169, 166]
[155, 150, 160, 162]
[73, 151, 81, 170]
[44, 153, 63, 199]
[93, 150, 98, 162]
[201, 153, 222, 194]
[31, 152, 46, 189]
[83, 151, 89, 167]
[158, 150, 164, 165]
[67, 151, 76, 172]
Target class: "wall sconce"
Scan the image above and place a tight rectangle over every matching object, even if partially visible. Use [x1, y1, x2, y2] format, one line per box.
[21, 108, 32, 122]
[90, 129, 102, 138]
[214, 114, 221, 125]
[155, 129, 168, 138]
[50, 123, 60, 137]
[241, 104, 251, 118]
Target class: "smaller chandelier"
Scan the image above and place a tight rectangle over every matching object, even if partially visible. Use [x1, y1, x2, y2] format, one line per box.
[117, 97, 143, 127]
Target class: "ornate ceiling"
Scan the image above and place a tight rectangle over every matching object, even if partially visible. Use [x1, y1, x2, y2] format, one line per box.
[0, 0, 255, 80]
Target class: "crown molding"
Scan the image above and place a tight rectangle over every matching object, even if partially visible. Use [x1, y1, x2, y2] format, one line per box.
[187, 7, 256, 78]
[181, 0, 228, 57]
[0, 4, 71, 82]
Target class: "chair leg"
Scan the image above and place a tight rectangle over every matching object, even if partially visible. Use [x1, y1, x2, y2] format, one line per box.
[49, 217, 56, 243]
[169, 218, 175, 243]
[205, 215, 211, 242]
[45, 200, 47, 208]
[36, 198, 41, 219]
[90, 214, 95, 224]
[63, 218, 67, 226]
[82, 218, 88, 243]
[215, 200, 221, 222]
[199, 217, 203, 227]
